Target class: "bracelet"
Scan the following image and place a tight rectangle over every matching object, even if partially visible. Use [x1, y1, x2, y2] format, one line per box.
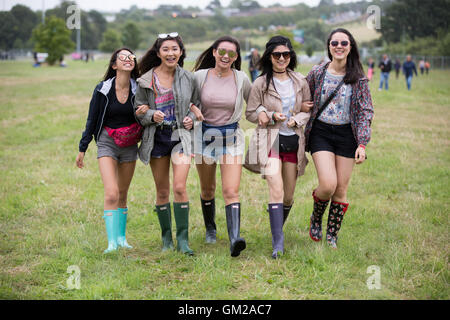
[359, 144, 366, 150]
[272, 112, 277, 121]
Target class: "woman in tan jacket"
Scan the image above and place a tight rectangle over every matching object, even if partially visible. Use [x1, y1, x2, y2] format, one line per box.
[245, 36, 312, 259]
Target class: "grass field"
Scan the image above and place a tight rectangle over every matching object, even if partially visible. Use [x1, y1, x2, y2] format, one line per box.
[0, 58, 448, 300]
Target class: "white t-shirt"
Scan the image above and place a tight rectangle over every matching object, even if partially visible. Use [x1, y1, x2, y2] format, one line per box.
[273, 77, 296, 136]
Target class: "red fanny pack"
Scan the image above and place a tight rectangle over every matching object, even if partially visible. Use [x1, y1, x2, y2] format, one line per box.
[104, 122, 143, 148]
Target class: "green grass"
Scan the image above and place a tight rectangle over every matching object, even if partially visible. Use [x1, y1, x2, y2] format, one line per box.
[0, 59, 448, 300]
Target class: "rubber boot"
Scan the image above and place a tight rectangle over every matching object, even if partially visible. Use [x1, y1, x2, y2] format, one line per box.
[201, 197, 217, 244]
[309, 190, 330, 242]
[282, 203, 293, 226]
[117, 207, 132, 249]
[155, 203, 174, 251]
[326, 201, 349, 249]
[225, 203, 246, 257]
[269, 203, 284, 259]
[103, 209, 118, 254]
[173, 202, 194, 256]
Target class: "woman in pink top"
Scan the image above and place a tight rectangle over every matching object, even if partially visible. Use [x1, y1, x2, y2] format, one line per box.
[192, 36, 252, 257]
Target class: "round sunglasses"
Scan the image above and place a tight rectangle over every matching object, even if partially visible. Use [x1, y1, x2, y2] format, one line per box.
[217, 48, 237, 59]
[271, 51, 291, 60]
[330, 40, 350, 47]
[117, 53, 136, 61]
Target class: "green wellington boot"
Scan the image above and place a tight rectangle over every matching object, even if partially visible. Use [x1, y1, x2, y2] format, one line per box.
[173, 202, 194, 256]
[117, 207, 133, 249]
[103, 209, 118, 254]
[155, 203, 174, 251]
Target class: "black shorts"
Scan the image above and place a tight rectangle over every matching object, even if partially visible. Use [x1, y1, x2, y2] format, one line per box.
[309, 120, 357, 159]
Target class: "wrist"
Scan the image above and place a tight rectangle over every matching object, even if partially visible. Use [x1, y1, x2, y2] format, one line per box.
[359, 144, 366, 150]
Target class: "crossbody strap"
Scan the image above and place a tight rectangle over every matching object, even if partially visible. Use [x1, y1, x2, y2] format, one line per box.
[315, 79, 345, 120]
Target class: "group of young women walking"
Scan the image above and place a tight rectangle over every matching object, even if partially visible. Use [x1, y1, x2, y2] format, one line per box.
[76, 28, 374, 258]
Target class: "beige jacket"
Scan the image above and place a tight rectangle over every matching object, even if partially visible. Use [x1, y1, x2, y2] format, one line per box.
[245, 71, 311, 177]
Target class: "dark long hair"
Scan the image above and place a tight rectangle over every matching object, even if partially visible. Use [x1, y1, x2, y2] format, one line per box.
[258, 35, 298, 93]
[193, 36, 242, 71]
[326, 28, 365, 84]
[103, 47, 139, 81]
[138, 35, 186, 75]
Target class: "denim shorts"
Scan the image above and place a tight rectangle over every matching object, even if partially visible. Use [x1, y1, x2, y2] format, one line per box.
[194, 122, 243, 162]
[97, 128, 138, 163]
[151, 126, 183, 158]
[309, 120, 357, 159]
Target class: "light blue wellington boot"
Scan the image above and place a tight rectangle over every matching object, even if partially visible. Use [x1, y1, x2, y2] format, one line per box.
[103, 210, 118, 253]
[117, 207, 133, 249]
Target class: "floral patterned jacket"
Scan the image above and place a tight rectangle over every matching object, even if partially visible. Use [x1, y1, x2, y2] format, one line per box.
[304, 61, 374, 150]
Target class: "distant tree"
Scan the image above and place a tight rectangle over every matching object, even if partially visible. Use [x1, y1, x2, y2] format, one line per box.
[122, 22, 142, 51]
[207, 0, 222, 11]
[99, 29, 122, 53]
[0, 12, 19, 50]
[32, 16, 75, 65]
[305, 44, 314, 57]
[10, 5, 38, 47]
[380, 0, 450, 43]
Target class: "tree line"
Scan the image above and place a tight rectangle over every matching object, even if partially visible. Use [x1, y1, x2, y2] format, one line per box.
[1, 0, 449, 64]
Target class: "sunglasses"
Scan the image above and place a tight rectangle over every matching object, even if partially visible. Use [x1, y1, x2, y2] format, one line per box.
[271, 51, 291, 60]
[158, 32, 179, 39]
[330, 40, 350, 47]
[217, 48, 237, 59]
[117, 53, 136, 61]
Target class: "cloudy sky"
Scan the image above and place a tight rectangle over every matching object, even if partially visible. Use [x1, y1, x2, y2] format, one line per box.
[3, 0, 357, 12]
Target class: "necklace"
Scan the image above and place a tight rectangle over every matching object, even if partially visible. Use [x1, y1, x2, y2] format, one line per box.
[116, 86, 129, 101]
[273, 69, 286, 74]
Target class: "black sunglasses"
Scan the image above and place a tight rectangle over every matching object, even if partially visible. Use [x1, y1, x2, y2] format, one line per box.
[330, 40, 350, 47]
[271, 51, 291, 60]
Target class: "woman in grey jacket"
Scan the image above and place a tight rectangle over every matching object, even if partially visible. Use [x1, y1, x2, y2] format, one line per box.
[192, 36, 252, 257]
[135, 33, 200, 255]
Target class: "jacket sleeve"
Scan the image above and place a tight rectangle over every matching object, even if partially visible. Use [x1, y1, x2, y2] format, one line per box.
[355, 79, 374, 146]
[245, 80, 264, 124]
[305, 68, 316, 101]
[187, 75, 201, 121]
[134, 86, 156, 126]
[292, 82, 312, 127]
[78, 85, 101, 153]
[242, 73, 252, 104]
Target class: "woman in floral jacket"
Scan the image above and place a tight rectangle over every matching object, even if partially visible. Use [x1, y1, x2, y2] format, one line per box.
[303, 28, 374, 249]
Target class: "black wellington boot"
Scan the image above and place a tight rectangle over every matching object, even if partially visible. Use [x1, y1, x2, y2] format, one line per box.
[309, 190, 330, 242]
[200, 197, 217, 244]
[225, 203, 246, 257]
[326, 201, 349, 249]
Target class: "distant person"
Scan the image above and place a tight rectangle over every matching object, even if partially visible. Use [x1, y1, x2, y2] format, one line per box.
[33, 52, 40, 67]
[425, 61, 430, 75]
[367, 58, 374, 81]
[304, 28, 374, 249]
[378, 54, 392, 91]
[394, 59, 401, 79]
[59, 55, 67, 67]
[85, 52, 90, 63]
[402, 55, 418, 91]
[419, 59, 425, 75]
[76, 48, 141, 253]
[248, 48, 261, 82]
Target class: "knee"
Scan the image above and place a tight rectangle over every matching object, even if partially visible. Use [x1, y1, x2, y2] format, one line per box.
[104, 188, 119, 206]
[222, 186, 239, 202]
[201, 184, 216, 200]
[156, 188, 170, 203]
[319, 180, 337, 198]
[283, 195, 294, 206]
[173, 182, 187, 199]
[333, 184, 348, 200]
